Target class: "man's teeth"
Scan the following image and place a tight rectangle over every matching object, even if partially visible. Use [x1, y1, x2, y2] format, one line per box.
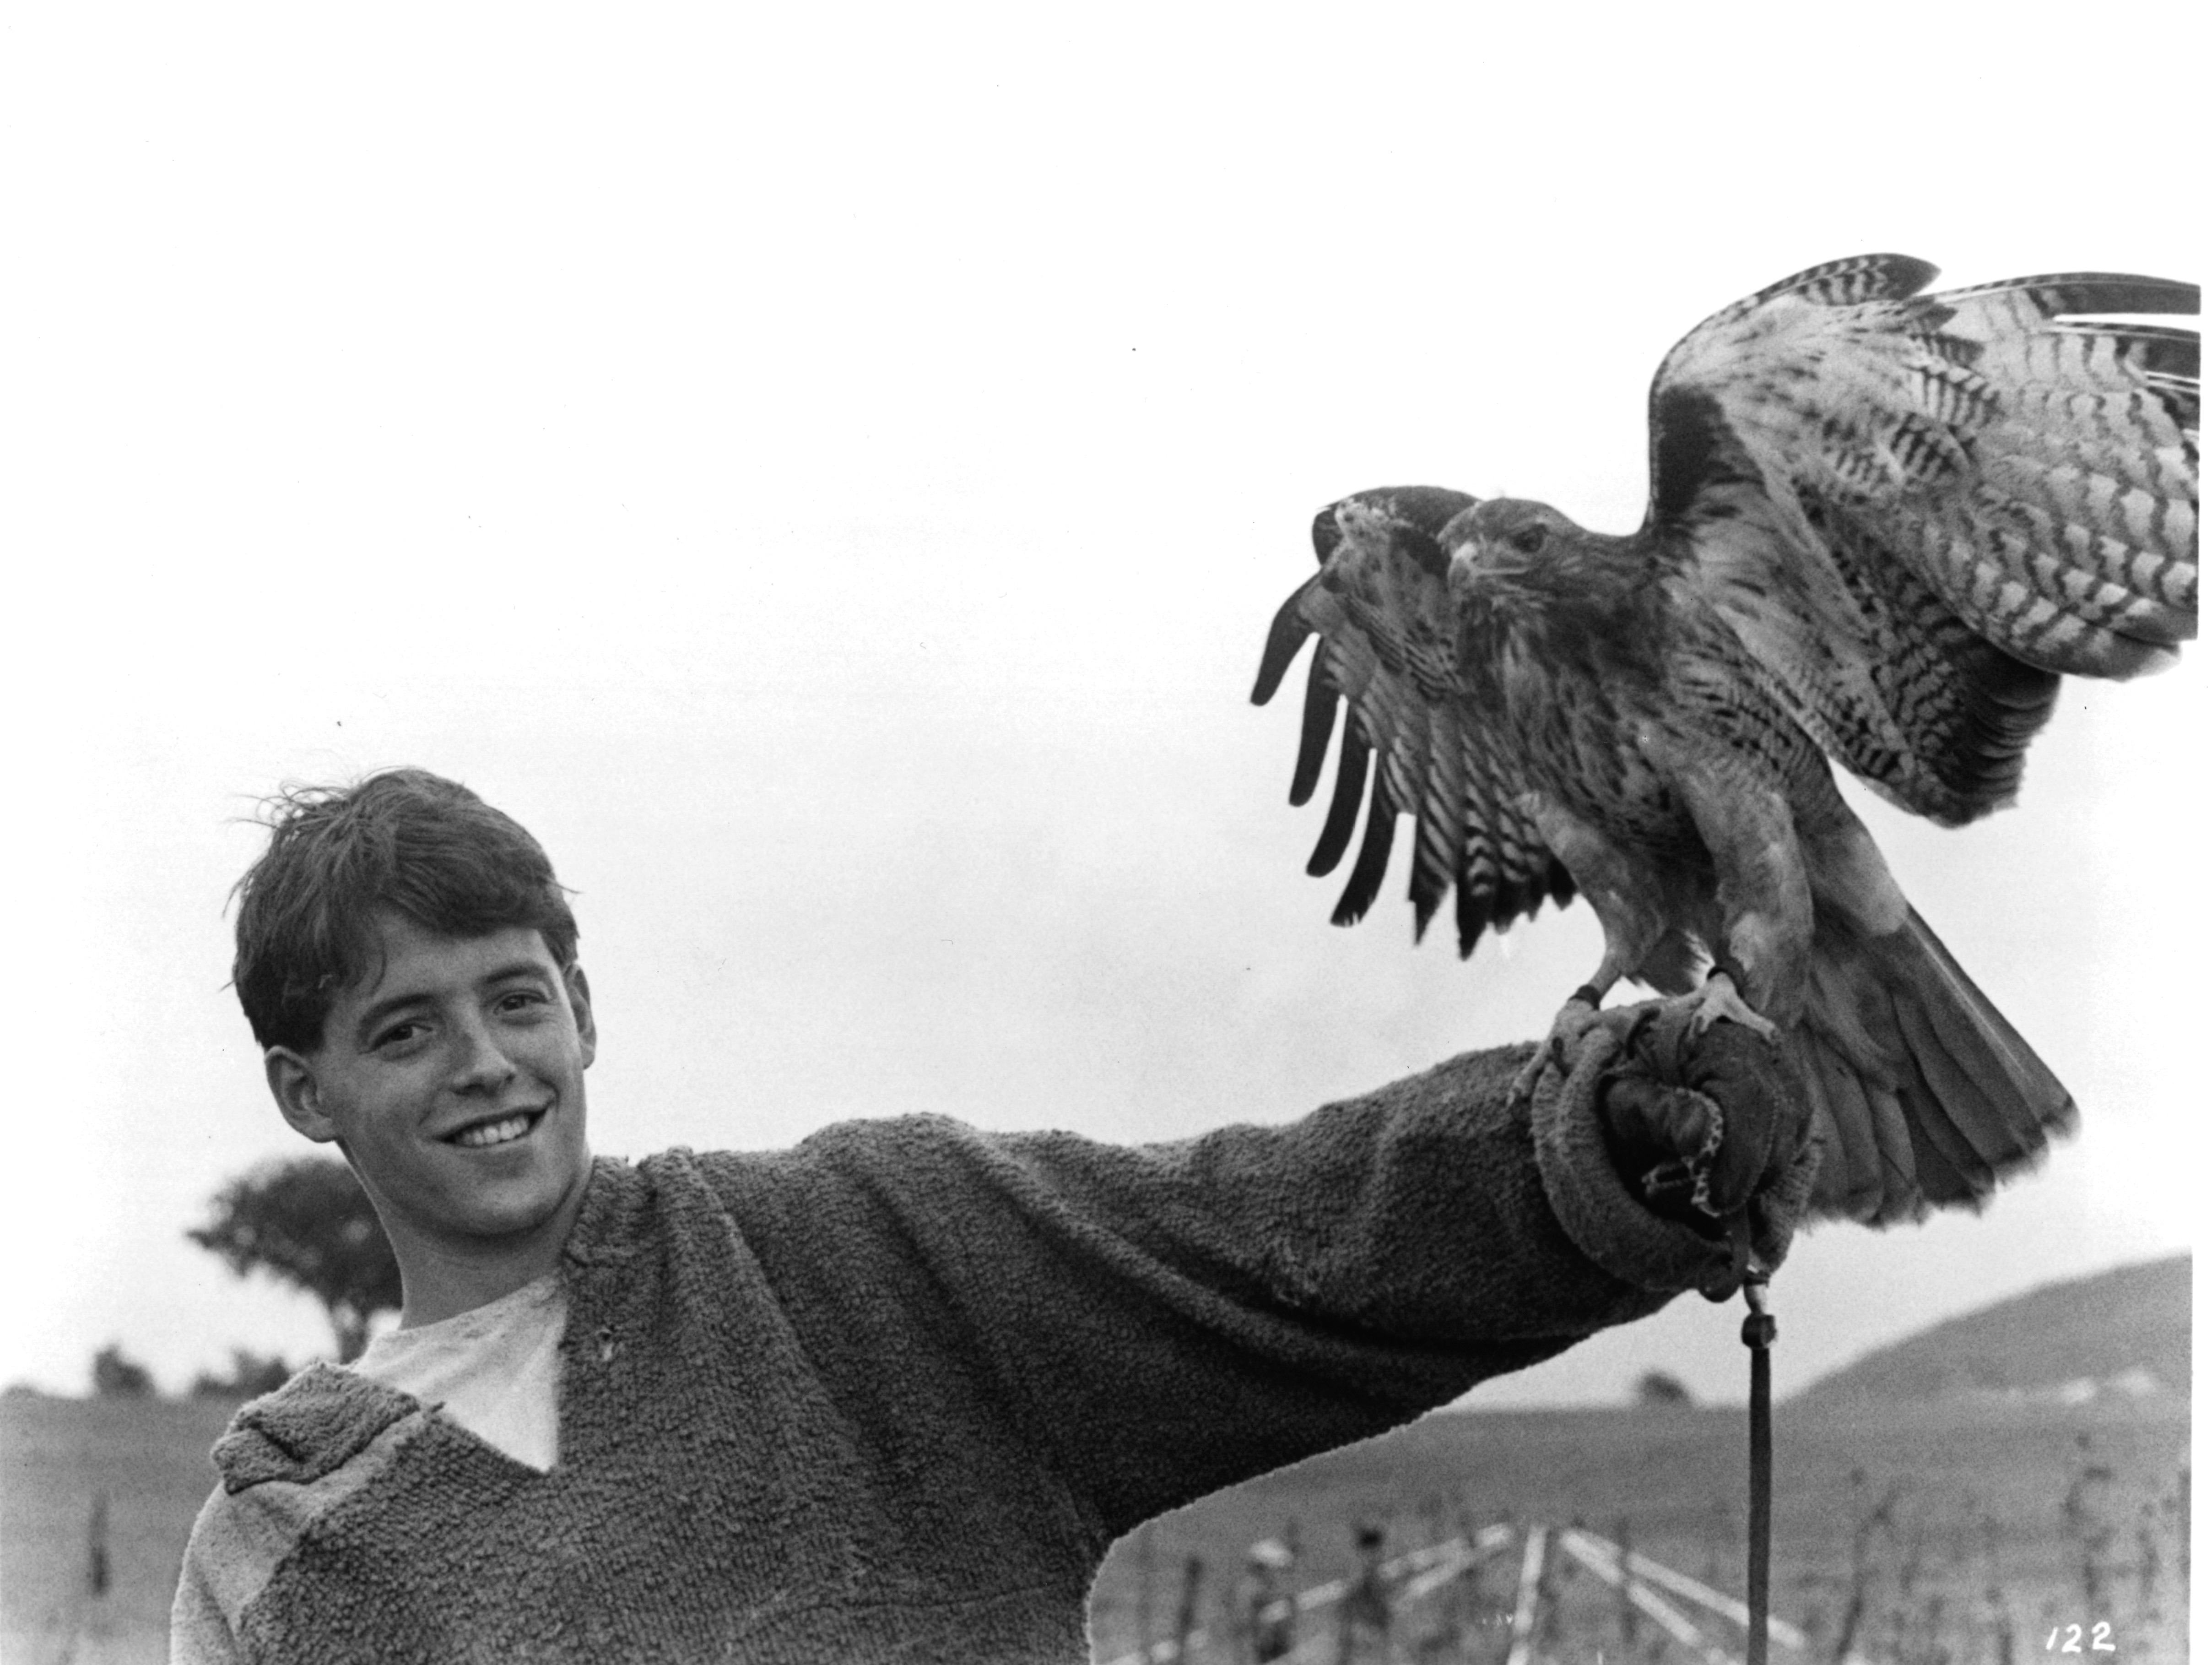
[452, 1113, 537, 1148]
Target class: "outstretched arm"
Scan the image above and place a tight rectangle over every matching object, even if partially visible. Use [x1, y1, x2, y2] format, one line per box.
[728, 1001, 1814, 1545]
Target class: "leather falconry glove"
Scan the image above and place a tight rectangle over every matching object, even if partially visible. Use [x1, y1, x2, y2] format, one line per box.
[1530, 997, 1820, 1302]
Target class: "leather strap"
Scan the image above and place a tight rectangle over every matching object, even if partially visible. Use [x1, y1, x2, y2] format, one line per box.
[1741, 1274, 1776, 1665]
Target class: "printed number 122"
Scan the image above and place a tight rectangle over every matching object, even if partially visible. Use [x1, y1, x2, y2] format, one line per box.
[2047, 1623, 2115, 1653]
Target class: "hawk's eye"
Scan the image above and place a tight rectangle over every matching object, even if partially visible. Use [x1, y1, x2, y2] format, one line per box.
[1510, 524, 1548, 556]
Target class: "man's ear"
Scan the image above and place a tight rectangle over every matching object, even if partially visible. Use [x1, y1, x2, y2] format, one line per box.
[265, 1047, 342, 1143]
[565, 964, 597, 1068]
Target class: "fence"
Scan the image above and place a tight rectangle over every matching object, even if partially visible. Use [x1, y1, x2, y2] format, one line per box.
[1100, 1521, 1815, 1665]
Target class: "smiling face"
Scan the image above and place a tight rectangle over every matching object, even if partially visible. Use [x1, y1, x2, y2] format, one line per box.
[264, 914, 597, 1305]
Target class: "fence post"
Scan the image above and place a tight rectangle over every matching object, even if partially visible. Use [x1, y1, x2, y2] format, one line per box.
[1614, 1513, 1637, 1655]
[88, 1490, 110, 1599]
[1534, 1521, 1563, 1660]
[2179, 1464, 2191, 1585]
[1136, 1521, 1157, 1663]
[1456, 1495, 1487, 1651]
[1169, 1554, 1204, 1665]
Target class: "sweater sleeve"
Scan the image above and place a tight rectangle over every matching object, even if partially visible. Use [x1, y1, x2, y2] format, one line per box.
[170, 1483, 263, 1665]
[719, 1032, 1770, 1543]
[170, 1513, 245, 1665]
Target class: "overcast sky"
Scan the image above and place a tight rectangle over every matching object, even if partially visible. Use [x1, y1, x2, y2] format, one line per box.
[3, 6, 2201, 1410]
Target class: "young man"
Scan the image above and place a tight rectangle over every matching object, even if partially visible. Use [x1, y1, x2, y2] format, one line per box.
[172, 768, 1815, 1664]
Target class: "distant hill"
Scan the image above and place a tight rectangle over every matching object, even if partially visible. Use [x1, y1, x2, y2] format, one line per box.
[1791, 1253, 2189, 1406]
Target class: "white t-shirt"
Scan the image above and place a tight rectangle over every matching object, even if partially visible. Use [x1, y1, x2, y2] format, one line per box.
[347, 1274, 567, 1472]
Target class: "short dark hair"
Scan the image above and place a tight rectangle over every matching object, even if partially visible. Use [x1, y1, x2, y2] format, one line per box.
[232, 768, 579, 1053]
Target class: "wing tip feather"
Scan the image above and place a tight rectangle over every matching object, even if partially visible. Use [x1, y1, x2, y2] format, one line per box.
[1252, 586, 1318, 707]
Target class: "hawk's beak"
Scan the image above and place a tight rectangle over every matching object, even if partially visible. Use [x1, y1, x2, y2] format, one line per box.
[1446, 541, 1485, 604]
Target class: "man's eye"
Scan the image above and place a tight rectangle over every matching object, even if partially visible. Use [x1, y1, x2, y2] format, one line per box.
[374, 1021, 426, 1050]
[497, 990, 548, 1015]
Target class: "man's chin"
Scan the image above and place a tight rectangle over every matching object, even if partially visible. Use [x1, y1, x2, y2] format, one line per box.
[444, 1154, 591, 1245]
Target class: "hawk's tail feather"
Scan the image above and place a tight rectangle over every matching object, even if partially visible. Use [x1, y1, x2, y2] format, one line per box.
[1792, 1045, 1894, 1221]
[1790, 906, 2077, 1225]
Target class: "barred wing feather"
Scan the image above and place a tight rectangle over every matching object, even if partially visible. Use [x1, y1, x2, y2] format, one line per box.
[1251, 486, 1575, 954]
[1646, 254, 2199, 824]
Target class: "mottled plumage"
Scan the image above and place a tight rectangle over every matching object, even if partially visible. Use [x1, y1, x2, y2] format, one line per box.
[1253, 255, 2198, 1225]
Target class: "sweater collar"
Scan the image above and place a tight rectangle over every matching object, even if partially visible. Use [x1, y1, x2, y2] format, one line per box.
[212, 1363, 419, 1493]
[559, 1152, 654, 1267]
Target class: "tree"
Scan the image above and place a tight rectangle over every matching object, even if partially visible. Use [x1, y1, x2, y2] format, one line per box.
[1633, 1369, 1694, 1407]
[91, 1342, 155, 1398]
[189, 1348, 294, 1399]
[189, 1155, 401, 1362]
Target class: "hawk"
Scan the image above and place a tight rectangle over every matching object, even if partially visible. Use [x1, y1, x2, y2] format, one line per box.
[1252, 255, 2198, 1225]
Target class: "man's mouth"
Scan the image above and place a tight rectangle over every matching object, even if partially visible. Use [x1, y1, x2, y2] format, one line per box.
[443, 1108, 548, 1149]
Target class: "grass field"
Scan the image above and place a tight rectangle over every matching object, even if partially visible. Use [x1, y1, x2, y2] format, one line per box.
[1088, 1396, 2190, 1662]
[2, 1391, 236, 1665]
[2, 1388, 2188, 1663]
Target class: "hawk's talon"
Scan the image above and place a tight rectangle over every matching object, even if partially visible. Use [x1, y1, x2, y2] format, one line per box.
[1691, 970, 1780, 1044]
[1511, 992, 1612, 1106]
[1509, 1050, 1548, 1109]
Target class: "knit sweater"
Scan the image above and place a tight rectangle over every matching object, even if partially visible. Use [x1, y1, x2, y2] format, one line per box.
[171, 1037, 1775, 1663]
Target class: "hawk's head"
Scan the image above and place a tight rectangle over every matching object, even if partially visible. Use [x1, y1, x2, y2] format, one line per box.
[1440, 497, 1632, 611]
[1439, 498, 1654, 676]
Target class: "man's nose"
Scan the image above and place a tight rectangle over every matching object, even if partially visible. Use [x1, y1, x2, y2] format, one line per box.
[449, 1012, 518, 1093]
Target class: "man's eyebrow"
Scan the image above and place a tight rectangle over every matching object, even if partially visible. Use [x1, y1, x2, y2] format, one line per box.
[476, 958, 559, 987]
[352, 990, 433, 1044]
[350, 960, 559, 1042]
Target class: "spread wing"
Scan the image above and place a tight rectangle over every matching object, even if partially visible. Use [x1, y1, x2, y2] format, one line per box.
[1250, 485, 1575, 954]
[1645, 254, 2199, 824]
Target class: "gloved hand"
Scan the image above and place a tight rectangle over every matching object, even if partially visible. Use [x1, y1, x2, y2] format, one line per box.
[1527, 996, 1819, 1300]
[1597, 1002, 1807, 1231]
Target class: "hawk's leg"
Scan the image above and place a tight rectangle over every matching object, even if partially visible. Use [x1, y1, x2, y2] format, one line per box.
[1650, 727, 1814, 1036]
[1510, 797, 1675, 1103]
